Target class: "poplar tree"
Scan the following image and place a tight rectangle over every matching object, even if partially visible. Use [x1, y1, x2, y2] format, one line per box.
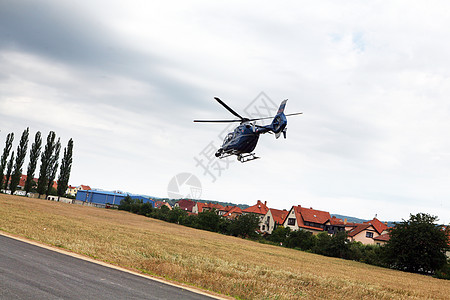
[25, 131, 42, 195]
[10, 128, 29, 194]
[4, 151, 14, 190]
[37, 131, 56, 197]
[46, 138, 60, 196]
[0, 133, 14, 190]
[57, 138, 73, 198]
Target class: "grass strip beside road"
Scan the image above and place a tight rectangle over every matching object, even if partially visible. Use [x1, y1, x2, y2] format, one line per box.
[0, 194, 448, 299]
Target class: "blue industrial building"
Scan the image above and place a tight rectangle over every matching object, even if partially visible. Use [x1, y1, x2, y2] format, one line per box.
[76, 190, 154, 207]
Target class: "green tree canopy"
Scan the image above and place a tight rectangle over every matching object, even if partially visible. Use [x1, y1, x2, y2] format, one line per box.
[25, 131, 42, 195]
[384, 213, 449, 274]
[10, 128, 29, 194]
[46, 138, 60, 197]
[228, 213, 260, 238]
[4, 151, 14, 190]
[57, 138, 73, 197]
[37, 131, 56, 197]
[0, 132, 14, 190]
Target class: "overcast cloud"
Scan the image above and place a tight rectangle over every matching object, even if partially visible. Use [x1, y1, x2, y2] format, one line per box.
[1, 0, 449, 223]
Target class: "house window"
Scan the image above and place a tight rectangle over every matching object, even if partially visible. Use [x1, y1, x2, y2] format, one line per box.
[262, 225, 265, 231]
[366, 232, 374, 238]
[288, 218, 296, 226]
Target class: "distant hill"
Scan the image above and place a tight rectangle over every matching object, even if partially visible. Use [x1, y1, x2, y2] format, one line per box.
[331, 214, 397, 227]
[156, 198, 250, 210]
[195, 199, 250, 210]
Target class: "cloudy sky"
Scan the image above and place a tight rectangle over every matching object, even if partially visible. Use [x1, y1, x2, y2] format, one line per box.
[1, 0, 449, 223]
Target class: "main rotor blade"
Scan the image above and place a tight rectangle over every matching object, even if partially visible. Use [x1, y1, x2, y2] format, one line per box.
[246, 112, 303, 122]
[214, 97, 245, 121]
[193, 119, 242, 123]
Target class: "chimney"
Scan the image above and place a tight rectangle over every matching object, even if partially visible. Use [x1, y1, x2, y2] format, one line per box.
[344, 218, 347, 225]
[264, 201, 267, 206]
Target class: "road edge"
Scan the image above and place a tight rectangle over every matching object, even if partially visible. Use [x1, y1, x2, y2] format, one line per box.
[0, 231, 232, 300]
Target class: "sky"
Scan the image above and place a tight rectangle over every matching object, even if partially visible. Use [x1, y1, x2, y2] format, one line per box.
[1, 0, 450, 223]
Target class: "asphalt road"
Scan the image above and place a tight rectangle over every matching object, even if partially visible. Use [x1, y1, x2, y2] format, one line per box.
[0, 235, 220, 300]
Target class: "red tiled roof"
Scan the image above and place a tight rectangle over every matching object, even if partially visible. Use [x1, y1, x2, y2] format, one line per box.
[286, 205, 328, 231]
[205, 203, 224, 211]
[299, 206, 331, 224]
[270, 208, 288, 225]
[176, 199, 195, 212]
[195, 202, 225, 213]
[221, 205, 233, 212]
[16, 174, 38, 187]
[373, 233, 390, 242]
[329, 216, 344, 225]
[363, 218, 388, 234]
[195, 202, 206, 213]
[347, 224, 372, 237]
[223, 206, 242, 217]
[79, 185, 91, 190]
[243, 200, 269, 215]
[155, 201, 172, 209]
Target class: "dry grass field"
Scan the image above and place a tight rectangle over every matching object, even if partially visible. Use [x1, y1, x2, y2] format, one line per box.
[0, 194, 448, 299]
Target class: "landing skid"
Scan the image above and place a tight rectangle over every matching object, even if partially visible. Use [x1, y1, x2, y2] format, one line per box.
[237, 153, 260, 163]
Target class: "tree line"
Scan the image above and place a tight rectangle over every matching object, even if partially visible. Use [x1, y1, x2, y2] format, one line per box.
[0, 128, 73, 198]
[119, 198, 450, 280]
[118, 197, 261, 238]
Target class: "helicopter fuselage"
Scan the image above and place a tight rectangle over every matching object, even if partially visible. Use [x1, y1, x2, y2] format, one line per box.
[215, 124, 260, 157]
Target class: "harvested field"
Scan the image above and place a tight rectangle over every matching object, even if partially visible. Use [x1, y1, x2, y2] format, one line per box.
[1, 194, 448, 299]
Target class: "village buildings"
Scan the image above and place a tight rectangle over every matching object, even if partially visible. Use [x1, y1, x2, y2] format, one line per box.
[260, 208, 288, 234]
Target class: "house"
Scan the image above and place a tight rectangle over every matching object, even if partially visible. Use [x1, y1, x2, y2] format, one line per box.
[219, 205, 234, 216]
[223, 206, 243, 219]
[77, 185, 91, 192]
[283, 205, 331, 234]
[174, 199, 196, 212]
[155, 201, 172, 210]
[242, 200, 269, 221]
[18, 174, 38, 189]
[363, 218, 389, 234]
[327, 216, 347, 234]
[66, 185, 77, 197]
[347, 224, 380, 244]
[260, 208, 288, 234]
[192, 202, 205, 214]
[373, 232, 390, 246]
[192, 202, 225, 214]
[346, 218, 389, 245]
[203, 203, 224, 213]
[4, 174, 56, 192]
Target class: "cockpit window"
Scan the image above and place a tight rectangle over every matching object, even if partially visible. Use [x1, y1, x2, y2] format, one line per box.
[223, 133, 233, 144]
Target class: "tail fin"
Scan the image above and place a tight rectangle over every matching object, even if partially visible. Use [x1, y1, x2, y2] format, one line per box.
[276, 99, 288, 115]
[271, 100, 288, 137]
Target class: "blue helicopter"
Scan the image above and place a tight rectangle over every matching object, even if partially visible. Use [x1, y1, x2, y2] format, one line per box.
[194, 97, 302, 162]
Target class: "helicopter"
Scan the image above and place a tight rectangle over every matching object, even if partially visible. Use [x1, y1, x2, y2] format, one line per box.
[194, 97, 302, 162]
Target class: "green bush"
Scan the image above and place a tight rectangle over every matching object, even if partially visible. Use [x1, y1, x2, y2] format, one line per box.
[269, 226, 290, 245]
[434, 262, 450, 280]
[286, 229, 316, 251]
